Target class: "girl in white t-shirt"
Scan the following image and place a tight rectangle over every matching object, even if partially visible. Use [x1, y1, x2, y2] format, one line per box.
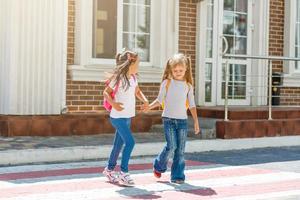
[102, 49, 149, 186]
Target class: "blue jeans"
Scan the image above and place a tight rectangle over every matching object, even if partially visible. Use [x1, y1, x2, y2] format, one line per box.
[107, 117, 135, 173]
[153, 117, 188, 181]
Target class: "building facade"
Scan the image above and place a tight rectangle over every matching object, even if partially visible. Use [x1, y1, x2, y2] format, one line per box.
[1, 0, 300, 137]
[66, 0, 300, 114]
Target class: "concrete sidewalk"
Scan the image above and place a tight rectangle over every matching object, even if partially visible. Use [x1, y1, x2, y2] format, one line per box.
[1, 132, 300, 166]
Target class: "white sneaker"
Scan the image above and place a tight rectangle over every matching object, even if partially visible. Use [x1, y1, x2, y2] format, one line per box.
[102, 167, 119, 183]
[118, 171, 134, 186]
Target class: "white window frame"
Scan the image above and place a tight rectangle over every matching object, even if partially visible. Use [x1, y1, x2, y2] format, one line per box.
[283, 0, 300, 87]
[69, 0, 179, 82]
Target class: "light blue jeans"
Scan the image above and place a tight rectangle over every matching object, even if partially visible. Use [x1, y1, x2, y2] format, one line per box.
[153, 117, 188, 181]
[107, 117, 135, 173]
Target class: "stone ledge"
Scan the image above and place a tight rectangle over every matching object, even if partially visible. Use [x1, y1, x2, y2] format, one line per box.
[216, 119, 300, 139]
[0, 112, 162, 137]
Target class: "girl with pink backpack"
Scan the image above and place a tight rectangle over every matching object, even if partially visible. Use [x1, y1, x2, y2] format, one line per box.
[102, 49, 149, 186]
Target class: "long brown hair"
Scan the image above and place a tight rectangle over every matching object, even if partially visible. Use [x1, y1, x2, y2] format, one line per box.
[161, 53, 193, 85]
[110, 49, 138, 90]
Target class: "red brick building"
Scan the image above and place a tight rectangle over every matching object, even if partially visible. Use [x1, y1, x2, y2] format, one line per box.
[1, 0, 300, 137]
[66, 0, 300, 112]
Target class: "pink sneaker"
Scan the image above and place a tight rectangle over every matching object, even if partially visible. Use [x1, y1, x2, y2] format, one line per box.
[102, 167, 119, 183]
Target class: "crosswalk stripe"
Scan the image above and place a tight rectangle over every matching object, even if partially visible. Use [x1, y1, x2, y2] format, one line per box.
[1, 160, 299, 200]
[1, 168, 300, 199]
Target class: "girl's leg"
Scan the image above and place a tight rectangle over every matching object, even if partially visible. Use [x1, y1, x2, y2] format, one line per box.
[153, 118, 177, 173]
[171, 119, 188, 182]
[107, 129, 124, 170]
[110, 118, 135, 173]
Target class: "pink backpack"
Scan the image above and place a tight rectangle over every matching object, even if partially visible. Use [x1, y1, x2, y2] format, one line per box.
[103, 79, 120, 111]
[102, 75, 136, 111]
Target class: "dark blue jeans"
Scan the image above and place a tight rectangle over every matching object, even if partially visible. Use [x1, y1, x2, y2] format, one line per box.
[107, 117, 135, 173]
[153, 117, 188, 181]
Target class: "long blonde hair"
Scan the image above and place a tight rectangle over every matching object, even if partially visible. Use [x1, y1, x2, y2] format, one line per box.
[161, 53, 193, 85]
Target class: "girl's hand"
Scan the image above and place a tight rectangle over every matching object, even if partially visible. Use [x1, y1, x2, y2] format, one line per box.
[141, 101, 149, 112]
[112, 102, 124, 111]
[194, 122, 200, 135]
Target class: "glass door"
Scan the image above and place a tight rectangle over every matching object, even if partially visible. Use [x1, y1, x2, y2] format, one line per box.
[198, 0, 252, 105]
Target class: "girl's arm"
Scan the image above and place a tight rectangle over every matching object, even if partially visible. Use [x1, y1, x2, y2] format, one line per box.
[135, 86, 149, 110]
[103, 87, 124, 111]
[189, 107, 200, 135]
[148, 100, 161, 110]
[135, 86, 149, 104]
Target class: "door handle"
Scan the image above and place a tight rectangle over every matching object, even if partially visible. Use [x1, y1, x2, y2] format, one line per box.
[222, 36, 229, 55]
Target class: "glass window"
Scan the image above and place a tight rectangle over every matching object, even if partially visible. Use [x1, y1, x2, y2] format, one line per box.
[296, 0, 300, 70]
[222, 64, 247, 99]
[123, 1, 151, 61]
[205, 63, 213, 102]
[223, 0, 248, 55]
[93, 0, 151, 61]
[92, 0, 118, 59]
[206, 1, 214, 58]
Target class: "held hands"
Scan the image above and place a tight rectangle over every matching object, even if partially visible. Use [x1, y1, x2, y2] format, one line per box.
[141, 101, 150, 112]
[112, 102, 124, 111]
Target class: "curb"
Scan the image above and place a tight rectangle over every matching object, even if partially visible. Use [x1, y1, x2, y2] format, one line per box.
[1, 136, 300, 166]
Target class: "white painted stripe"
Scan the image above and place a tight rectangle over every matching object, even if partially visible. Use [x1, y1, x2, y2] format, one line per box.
[216, 190, 300, 200]
[1, 171, 300, 199]
[0, 166, 243, 188]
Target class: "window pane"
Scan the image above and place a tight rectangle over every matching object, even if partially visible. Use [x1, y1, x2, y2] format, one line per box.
[205, 63, 212, 80]
[298, 0, 300, 22]
[234, 64, 246, 82]
[235, 14, 247, 36]
[123, 5, 136, 32]
[205, 82, 212, 102]
[136, 34, 150, 61]
[205, 63, 212, 102]
[234, 83, 246, 99]
[223, 11, 234, 35]
[207, 5, 213, 28]
[92, 0, 117, 59]
[206, 30, 213, 58]
[224, 0, 234, 11]
[137, 0, 150, 5]
[296, 1, 300, 70]
[124, 0, 136, 3]
[236, 0, 247, 13]
[122, 0, 151, 62]
[234, 37, 247, 54]
[123, 33, 135, 50]
[137, 6, 150, 33]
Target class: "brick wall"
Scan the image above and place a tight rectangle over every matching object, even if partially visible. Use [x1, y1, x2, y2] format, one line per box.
[269, 0, 300, 105]
[179, 0, 197, 82]
[280, 87, 300, 105]
[269, 0, 284, 73]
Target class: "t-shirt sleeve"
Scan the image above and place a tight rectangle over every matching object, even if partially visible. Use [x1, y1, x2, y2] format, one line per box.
[187, 84, 196, 108]
[156, 80, 167, 104]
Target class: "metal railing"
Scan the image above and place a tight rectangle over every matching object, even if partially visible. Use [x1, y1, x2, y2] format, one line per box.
[222, 54, 300, 121]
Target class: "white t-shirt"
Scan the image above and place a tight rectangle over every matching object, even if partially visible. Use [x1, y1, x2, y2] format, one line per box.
[156, 79, 196, 119]
[109, 76, 137, 118]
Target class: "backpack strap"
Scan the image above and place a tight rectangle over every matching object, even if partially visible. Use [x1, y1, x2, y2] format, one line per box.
[185, 82, 190, 109]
